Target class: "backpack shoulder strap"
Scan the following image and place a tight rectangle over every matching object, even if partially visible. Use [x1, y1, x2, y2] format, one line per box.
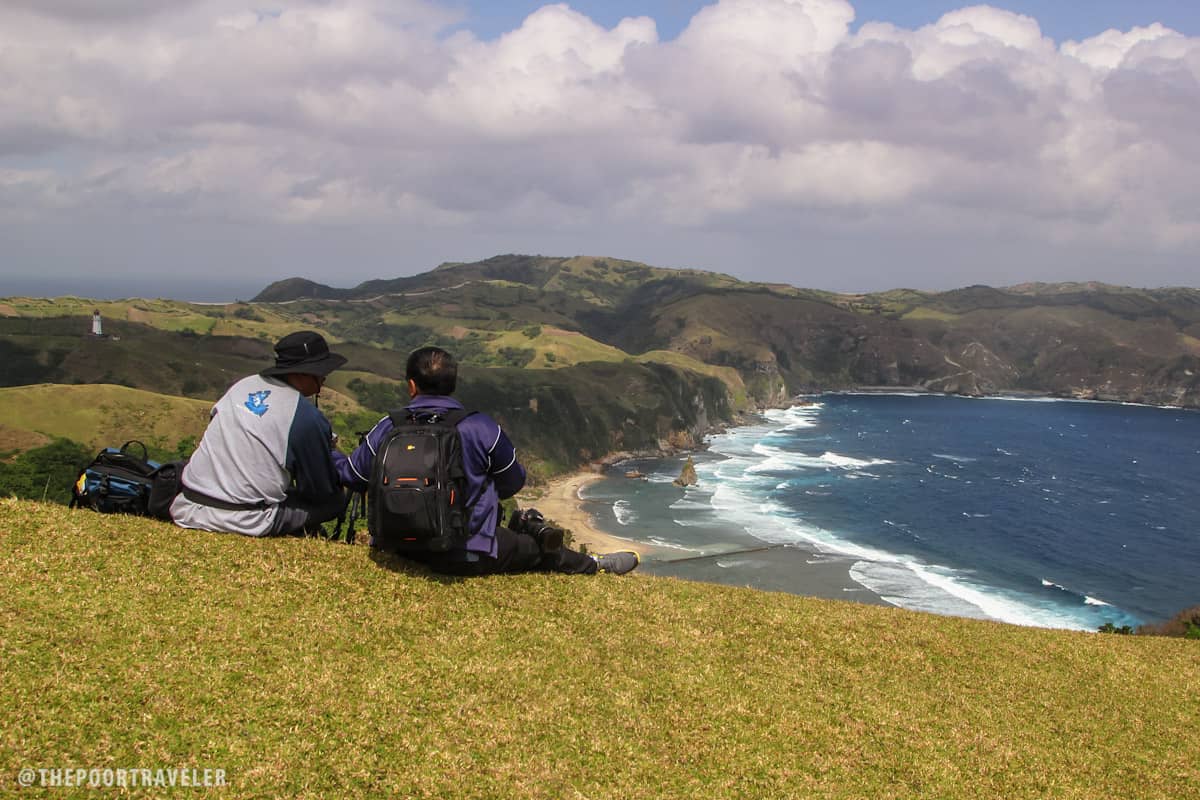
[441, 409, 475, 427]
[387, 408, 475, 427]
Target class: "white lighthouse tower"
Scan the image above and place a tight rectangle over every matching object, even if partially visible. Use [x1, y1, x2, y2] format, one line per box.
[91, 310, 103, 337]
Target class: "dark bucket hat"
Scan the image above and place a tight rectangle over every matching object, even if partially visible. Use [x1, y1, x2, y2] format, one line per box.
[260, 331, 347, 378]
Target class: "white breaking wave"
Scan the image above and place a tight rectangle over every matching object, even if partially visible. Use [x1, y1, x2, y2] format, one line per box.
[822, 452, 893, 469]
[660, 393, 1151, 632]
[700, 422, 1095, 630]
[671, 518, 725, 528]
[612, 499, 635, 526]
[933, 453, 977, 463]
[646, 536, 702, 552]
[669, 498, 711, 511]
[849, 561, 1093, 630]
[746, 443, 835, 473]
[764, 404, 823, 430]
[740, 444, 894, 474]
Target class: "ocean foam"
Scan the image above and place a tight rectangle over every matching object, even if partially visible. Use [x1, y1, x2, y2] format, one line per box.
[821, 451, 893, 469]
[669, 393, 1169, 630]
[851, 561, 1094, 630]
[646, 537, 701, 552]
[764, 404, 823, 430]
[669, 498, 712, 511]
[671, 518, 726, 528]
[701, 428, 1099, 630]
[612, 499, 636, 526]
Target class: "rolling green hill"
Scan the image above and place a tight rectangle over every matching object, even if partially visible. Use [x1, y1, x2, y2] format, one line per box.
[3, 254, 1200, 479]
[251, 254, 1200, 409]
[2, 498, 1197, 798]
[0, 384, 212, 453]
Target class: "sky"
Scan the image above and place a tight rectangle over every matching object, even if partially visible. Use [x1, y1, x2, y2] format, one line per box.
[2, 1, 1199, 300]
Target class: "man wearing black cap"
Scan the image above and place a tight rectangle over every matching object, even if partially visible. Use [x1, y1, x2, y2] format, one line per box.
[170, 331, 349, 537]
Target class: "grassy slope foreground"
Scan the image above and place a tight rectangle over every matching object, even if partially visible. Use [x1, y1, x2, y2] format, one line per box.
[1, 500, 1197, 798]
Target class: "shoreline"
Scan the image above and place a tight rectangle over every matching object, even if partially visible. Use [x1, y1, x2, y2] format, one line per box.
[527, 471, 663, 557]
[529, 467, 892, 608]
[831, 386, 1196, 412]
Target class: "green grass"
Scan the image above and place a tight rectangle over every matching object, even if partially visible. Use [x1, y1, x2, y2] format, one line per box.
[488, 327, 628, 368]
[0, 384, 212, 451]
[901, 307, 962, 322]
[2, 500, 1197, 798]
[0, 295, 329, 344]
[634, 350, 749, 407]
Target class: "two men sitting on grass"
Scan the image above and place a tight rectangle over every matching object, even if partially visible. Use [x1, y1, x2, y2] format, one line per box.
[174, 332, 638, 576]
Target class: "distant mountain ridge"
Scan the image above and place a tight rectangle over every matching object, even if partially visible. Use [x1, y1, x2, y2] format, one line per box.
[3, 254, 1198, 478]
[254, 254, 1200, 409]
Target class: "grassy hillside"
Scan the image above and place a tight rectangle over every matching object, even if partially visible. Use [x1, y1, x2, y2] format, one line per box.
[0, 295, 308, 342]
[0, 384, 212, 452]
[5, 254, 1200, 461]
[2, 499, 1196, 798]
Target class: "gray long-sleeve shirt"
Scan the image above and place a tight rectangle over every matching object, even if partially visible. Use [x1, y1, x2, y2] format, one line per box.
[171, 374, 342, 536]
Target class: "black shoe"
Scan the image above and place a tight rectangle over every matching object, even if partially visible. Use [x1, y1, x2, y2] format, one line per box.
[593, 551, 640, 575]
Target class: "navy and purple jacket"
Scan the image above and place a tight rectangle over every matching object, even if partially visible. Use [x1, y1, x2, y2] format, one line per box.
[332, 394, 526, 558]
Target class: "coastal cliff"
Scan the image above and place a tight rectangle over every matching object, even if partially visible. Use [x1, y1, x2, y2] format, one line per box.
[4, 257, 1199, 481]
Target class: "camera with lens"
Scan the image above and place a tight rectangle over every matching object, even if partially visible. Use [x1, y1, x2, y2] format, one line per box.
[507, 507, 564, 554]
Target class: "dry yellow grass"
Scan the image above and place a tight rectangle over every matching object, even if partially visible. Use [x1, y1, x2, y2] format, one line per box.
[0, 384, 211, 451]
[2, 499, 1197, 798]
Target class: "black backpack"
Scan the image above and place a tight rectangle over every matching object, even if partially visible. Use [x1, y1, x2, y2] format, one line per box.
[70, 440, 185, 520]
[367, 408, 476, 553]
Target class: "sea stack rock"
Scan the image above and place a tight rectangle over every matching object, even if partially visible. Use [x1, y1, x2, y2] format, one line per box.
[673, 456, 698, 488]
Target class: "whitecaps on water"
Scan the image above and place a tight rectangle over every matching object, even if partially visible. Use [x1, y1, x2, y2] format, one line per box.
[694, 416, 1101, 630]
[1043, 579, 1114, 609]
[933, 453, 977, 463]
[669, 498, 712, 511]
[646, 536, 703, 552]
[741, 444, 893, 474]
[612, 499, 636, 526]
[821, 451, 894, 469]
[849, 561, 1095, 630]
[763, 404, 823, 430]
[671, 518, 726, 529]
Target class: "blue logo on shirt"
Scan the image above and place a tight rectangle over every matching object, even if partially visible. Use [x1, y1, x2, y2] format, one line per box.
[244, 390, 271, 417]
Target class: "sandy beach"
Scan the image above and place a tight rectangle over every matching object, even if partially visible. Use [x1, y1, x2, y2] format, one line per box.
[525, 468, 889, 607]
[526, 471, 660, 557]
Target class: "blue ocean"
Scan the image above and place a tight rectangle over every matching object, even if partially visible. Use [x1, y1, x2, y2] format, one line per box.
[581, 394, 1200, 631]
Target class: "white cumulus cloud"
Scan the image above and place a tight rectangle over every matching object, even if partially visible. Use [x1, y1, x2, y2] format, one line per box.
[1, 0, 1198, 293]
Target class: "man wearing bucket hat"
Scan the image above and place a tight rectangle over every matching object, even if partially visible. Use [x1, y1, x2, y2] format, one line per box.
[170, 331, 349, 536]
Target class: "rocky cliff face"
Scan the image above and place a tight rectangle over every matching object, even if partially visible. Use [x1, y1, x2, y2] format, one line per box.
[591, 279, 1200, 410]
[450, 361, 733, 473]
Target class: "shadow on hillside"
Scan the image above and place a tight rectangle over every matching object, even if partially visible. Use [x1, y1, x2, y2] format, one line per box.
[367, 547, 468, 585]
